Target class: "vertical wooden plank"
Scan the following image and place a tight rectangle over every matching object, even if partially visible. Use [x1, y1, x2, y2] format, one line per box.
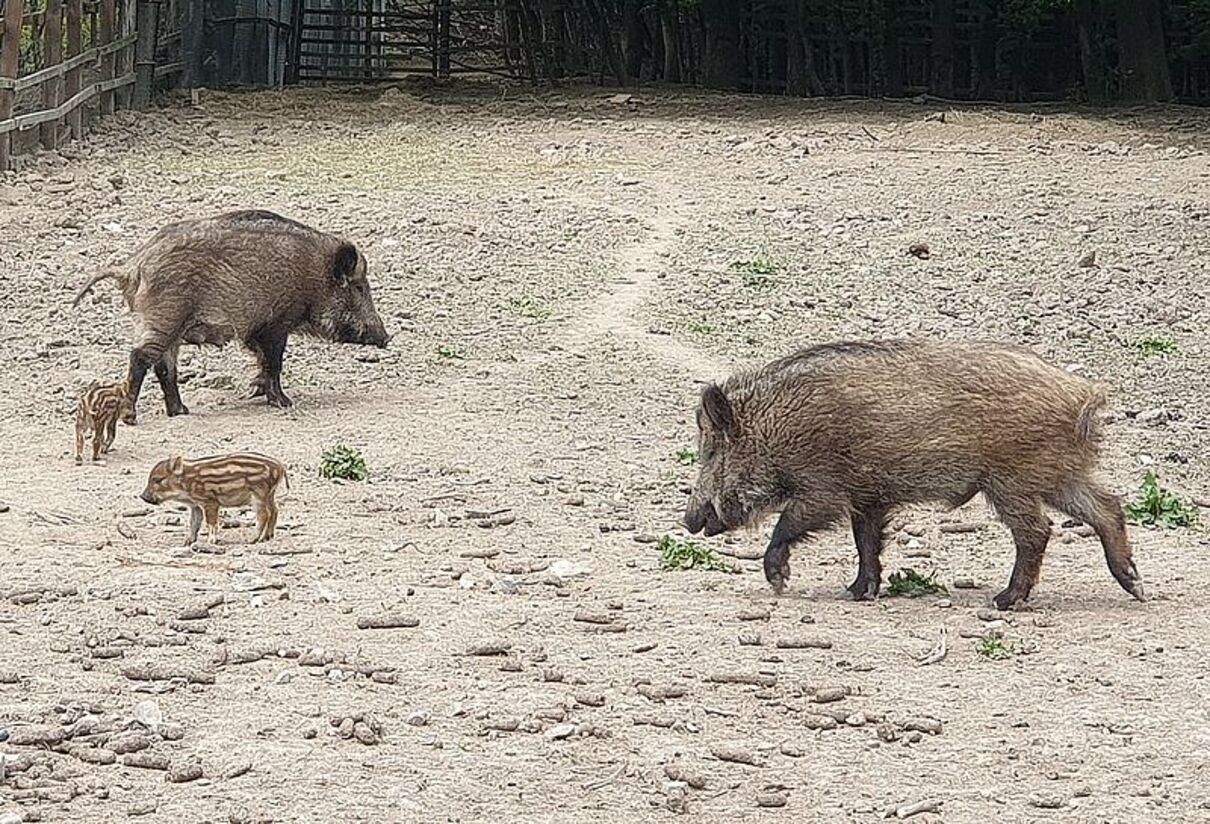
[438, 0, 450, 78]
[132, 0, 156, 107]
[65, 0, 83, 138]
[117, 0, 135, 108]
[0, 0, 22, 171]
[41, 0, 64, 148]
[100, 0, 115, 113]
[180, 0, 204, 87]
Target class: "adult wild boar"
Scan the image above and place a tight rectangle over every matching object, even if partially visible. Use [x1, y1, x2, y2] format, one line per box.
[683, 339, 1145, 610]
[74, 210, 389, 422]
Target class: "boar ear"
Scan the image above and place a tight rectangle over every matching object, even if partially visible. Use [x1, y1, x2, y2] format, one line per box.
[700, 384, 734, 435]
[331, 242, 360, 286]
[167, 456, 184, 474]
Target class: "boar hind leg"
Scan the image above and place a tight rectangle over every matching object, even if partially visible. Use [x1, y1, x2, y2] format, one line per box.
[990, 497, 1051, 610]
[243, 339, 267, 399]
[1047, 480, 1145, 602]
[848, 506, 890, 600]
[186, 505, 203, 545]
[125, 333, 173, 425]
[253, 329, 292, 408]
[153, 343, 189, 417]
[765, 503, 837, 594]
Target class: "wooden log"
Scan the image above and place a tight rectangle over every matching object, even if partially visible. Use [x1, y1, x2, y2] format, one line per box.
[180, 0, 204, 87]
[132, 0, 157, 108]
[0, 0, 22, 170]
[41, 0, 64, 148]
[65, 0, 83, 138]
[99, 0, 116, 113]
[117, 0, 136, 108]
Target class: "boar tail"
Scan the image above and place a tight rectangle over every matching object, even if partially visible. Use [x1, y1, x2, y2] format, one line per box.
[72, 269, 124, 307]
[1076, 387, 1108, 444]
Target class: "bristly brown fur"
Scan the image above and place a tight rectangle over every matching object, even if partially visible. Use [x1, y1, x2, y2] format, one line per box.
[140, 452, 289, 545]
[71, 210, 390, 424]
[684, 338, 1144, 610]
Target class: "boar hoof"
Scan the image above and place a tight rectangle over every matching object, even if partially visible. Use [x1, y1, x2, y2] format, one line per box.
[121, 413, 137, 426]
[992, 588, 1028, 611]
[846, 577, 880, 601]
[266, 392, 294, 409]
[244, 382, 266, 400]
[763, 545, 791, 593]
[166, 403, 190, 417]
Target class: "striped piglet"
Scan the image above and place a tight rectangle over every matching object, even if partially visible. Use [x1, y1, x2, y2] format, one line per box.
[140, 453, 289, 545]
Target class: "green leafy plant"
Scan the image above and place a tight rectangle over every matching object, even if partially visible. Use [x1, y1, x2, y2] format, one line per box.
[976, 636, 1012, 660]
[687, 319, 717, 335]
[319, 445, 368, 482]
[886, 568, 947, 598]
[1125, 470, 1197, 528]
[732, 250, 779, 288]
[658, 535, 732, 572]
[436, 344, 463, 359]
[674, 448, 698, 465]
[509, 296, 552, 320]
[1136, 335, 1177, 356]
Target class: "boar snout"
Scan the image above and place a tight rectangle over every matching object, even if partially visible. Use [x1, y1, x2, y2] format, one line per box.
[685, 499, 726, 537]
[140, 490, 158, 505]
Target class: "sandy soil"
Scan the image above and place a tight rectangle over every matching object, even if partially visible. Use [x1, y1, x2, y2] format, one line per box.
[1, 83, 1208, 823]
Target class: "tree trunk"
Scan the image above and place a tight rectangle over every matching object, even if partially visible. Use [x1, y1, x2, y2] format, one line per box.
[883, 0, 902, 96]
[786, 0, 807, 95]
[661, 0, 681, 83]
[1114, 0, 1172, 102]
[931, 0, 955, 97]
[700, 0, 741, 89]
[1074, 0, 1107, 103]
[622, 0, 644, 82]
[972, 0, 997, 99]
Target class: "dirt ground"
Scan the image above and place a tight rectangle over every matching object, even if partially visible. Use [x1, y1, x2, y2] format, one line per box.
[1, 83, 1209, 824]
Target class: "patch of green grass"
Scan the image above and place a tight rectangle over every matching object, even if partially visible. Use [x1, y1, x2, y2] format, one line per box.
[687, 319, 717, 335]
[319, 445, 368, 482]
[674, 448, 698, 466]
[1125, 470, 1198, 528]
[1136, 335, 1177, 357]
[886, 568, 948, 598]
[436, 345, 463, 359]
[658, 535, 732, 572]
[732, 250, 779, 289]
[509, 296, 552, 320]
[976, 636, 1013, 660]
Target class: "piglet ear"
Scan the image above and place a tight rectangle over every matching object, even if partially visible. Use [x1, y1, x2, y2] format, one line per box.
[700, 384, 734, 435]
[168, 456, 184, 475]
[331, 242, 360, 286]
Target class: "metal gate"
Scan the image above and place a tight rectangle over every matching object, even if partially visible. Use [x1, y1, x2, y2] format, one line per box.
[292, 0, 511, 82]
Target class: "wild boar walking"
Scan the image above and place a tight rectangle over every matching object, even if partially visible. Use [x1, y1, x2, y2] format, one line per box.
[683, 339, 1145, 610]
[140, 452, 288, 545]
[75, 378, 129, 463]
[73, 210, 389, 423]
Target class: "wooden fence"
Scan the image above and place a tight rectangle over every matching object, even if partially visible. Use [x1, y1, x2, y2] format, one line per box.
[0, 0, 181, 170]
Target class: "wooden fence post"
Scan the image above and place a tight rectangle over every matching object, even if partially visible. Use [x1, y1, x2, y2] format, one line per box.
[41, 0, 64, 149]
[180, 0, 204, 87]
[65, 0, 83, 138]
[100, 0, 116, 114]
[0, 0, 23, 171]
[133, 0, 158, 107]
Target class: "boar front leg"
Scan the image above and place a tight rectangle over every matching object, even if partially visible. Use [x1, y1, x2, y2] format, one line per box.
[254, 328, 293, 408]
[848, 506, 890, 600]
[764, 502, 837, 594]
[153, 343, 189, 417]
[992, 497, 1051, 610]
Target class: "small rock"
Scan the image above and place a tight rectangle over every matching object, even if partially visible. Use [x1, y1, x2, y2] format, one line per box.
[757, 792, 788, 808]
[803, 715, 837, 731]
[903, 717, 943, 735]
[545, 723, 576, 741]
[738, 630, 762, 646]
[549, 559, 591, 578]
[908, 243, 931, 260]
[1030, 793, 1065, 809]
[353, 721, 380, 745]
[952, 577, 978, 589]
[811, 686, 848, 703]
[132, 700, 162, 730]
[166, 761, 203, 783]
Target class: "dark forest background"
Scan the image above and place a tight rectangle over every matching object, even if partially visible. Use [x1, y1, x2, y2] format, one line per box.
[498, 1, 1210, 104]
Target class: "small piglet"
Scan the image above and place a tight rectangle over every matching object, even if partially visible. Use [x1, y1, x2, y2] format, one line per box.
[75, 379, 129, 463]
[140, 453, 288, 545]
[684, 339, 1145, 610]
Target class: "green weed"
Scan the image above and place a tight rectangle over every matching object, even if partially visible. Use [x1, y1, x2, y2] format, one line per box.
[732, 250, 779, 288]
[320, 445, 368, 482]
[658, 535, 732, 572]
[674, 448, 699, 466]
[1136, 335, 1177, 356]
[886, 568, 948, 598]
[1125, 470, 1197, 528]
[976, 636, 1012, 660]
